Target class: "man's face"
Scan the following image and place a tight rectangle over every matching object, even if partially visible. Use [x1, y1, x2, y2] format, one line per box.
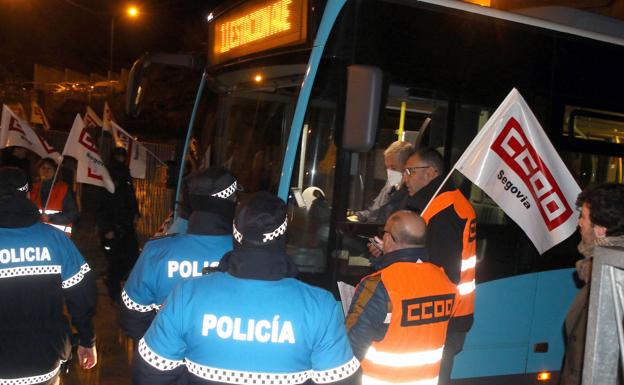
[384, 154, 403, 172]
[578, 203, 599, 246]
[402, 155, 435, 196]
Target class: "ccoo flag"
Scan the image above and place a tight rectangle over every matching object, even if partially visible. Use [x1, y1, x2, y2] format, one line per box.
[454, 89, 581, 254]
[84, 106, 103, 129]
[111, 122, 147, 179]
[30, 101, 51, 131]
[0, 105, 61, 162]
[102, 101, 115, 132]
[62, 114, 115, 193]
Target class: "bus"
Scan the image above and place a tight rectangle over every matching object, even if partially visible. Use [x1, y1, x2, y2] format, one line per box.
[126, 0, 624, 383]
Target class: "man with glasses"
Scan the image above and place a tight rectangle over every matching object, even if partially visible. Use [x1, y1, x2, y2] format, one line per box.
[369, 147, 477, 385]
[347, 210, 458, 385]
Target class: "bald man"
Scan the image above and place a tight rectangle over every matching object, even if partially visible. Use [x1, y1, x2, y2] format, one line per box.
[346, 211, 459, 385]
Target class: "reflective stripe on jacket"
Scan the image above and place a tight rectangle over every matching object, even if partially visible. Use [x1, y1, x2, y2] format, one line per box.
[30, 181, 73, 236]
[360, 262, 458, 385]
[422, 189, 476, 319]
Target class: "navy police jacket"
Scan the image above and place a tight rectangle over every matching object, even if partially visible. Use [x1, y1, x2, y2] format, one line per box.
[121, 233, 233, 340]
[133, 272, 360, 385]
[0, 222, 96, 382]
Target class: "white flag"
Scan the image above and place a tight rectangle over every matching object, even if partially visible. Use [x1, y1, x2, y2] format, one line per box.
[84, 106, 103, 129]
[0, 105, 61, 162]
[454, 89, 581, 254]
[62, 114, 115, 193]
[30, 101, 51, 131]
[111, 122, 147, 179]
[102, 101, 115, 132]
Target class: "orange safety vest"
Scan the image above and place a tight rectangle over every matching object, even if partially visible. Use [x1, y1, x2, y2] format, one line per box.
[29, 181, 73, 236]
[360, 262, 458, 385]
[422, 190, 476, 319]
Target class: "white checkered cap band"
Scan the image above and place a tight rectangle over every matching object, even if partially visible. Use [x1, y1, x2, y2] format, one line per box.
[186, 359, 310, 385]
[0, 362, 61, 384]
[262, 217, 288, 243]
[233, 224, 243, 243]
[311, 356, 360, 384]
[62, 263, 91, 289]
[212, 181, 237, 199]
[138, 338, 184, 371]
[17, 182, 28, 192]
[0, 265, 61, 280]
[122, 290, 161, 313]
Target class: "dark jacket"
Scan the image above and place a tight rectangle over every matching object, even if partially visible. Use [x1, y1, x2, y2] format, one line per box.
[0, 194, 96, 380]
[96, 160, 139, 234]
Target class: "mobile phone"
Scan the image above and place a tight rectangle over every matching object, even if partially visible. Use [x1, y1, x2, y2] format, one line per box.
[368, 237, 383, 251]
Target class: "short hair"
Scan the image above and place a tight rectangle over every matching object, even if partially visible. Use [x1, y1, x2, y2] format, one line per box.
[384, 141, 414, 165]
[413, 147, 444, 174]
[576, 183, 624, 237]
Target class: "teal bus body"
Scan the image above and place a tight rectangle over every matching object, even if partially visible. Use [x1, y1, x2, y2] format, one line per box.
[158, 0, 624, 383]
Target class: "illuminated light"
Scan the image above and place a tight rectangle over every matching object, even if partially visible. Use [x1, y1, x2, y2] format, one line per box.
[127, 6, 139, 17]
[462, 0, 491, 6]
[207, 12, 214, 22]
[537, 372, 551, 381]
[209, 0, 307, 65]
[254, 74, 263, 82]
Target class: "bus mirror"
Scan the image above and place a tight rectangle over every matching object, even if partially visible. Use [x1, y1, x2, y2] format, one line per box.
[126, 52, 206, 117]
[126, 54, 151, 117]
[342, 65, 383, 152]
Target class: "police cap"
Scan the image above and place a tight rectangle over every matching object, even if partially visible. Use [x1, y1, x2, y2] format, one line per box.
[0, 167, 29, 199]
[233, 191, 287, 248]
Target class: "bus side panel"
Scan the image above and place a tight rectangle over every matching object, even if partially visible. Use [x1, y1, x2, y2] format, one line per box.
[526, 268, 578, 373]
[452, 273, 538, 378]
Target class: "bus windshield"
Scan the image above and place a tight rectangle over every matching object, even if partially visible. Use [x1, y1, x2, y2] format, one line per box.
[208, 69, 305, 194]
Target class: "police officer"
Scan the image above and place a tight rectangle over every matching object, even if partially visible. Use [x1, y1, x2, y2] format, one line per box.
[133, 192, 360, 385]
[348, 211, 458, 385]
[0, 167, 97, 384]
[121, 167, 238, 340]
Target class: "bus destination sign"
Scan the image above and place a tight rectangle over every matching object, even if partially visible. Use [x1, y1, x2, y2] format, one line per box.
[209, 0, 308, 65]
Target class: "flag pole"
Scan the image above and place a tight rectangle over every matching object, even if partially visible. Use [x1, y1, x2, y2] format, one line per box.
[142, 145, 166, 166]
[43, 156, 65, 212]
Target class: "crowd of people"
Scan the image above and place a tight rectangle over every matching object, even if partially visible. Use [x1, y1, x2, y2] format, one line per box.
[0, 141, 623, 385]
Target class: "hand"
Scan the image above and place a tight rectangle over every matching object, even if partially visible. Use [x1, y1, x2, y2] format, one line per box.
[367, 236, 383, 258]
[41, 214, 50, 222]
[104, 231, 115, 240]
[77, 345, 97, 369]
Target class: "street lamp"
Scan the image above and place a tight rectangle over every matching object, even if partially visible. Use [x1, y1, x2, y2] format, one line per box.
[109, 5, 140, 81]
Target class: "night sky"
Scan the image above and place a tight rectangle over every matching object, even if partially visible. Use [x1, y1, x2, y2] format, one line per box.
[0, 0, 225, 80]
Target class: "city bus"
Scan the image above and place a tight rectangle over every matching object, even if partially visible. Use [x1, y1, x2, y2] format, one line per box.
[126, 0, 624, 383]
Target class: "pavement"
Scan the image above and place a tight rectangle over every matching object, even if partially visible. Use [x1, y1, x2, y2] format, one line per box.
[61, 209, 134, 385]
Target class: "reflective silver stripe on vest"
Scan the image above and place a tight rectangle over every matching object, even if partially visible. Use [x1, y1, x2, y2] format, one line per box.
[62, 263, 91, 289]
[45, 223, 72, 234]
[186, 359, 310, 385]
[461, 255, 477, 272]
[0, 363, 61, 384]
[40, 209, 61, 215]
[364, 346, 443, 368]
[138, 338, 184, 371]
[311, 356, 360, 384]
[458, 279, 476, 295]
[122, 289, 160, 312]
[0, 265, 61, 280]
[185, 356, 359, 385]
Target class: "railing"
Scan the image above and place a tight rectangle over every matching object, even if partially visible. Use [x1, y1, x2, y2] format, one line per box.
[583, 245, 624, 385]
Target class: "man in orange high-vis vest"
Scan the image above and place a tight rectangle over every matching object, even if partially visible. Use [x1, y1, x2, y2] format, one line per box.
[401, 148, 477, 385]
[29, 158, 78, 237]
[348, 210, 458, 385]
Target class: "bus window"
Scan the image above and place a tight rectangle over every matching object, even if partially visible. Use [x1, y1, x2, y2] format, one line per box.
[213, 87, 297, 194]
